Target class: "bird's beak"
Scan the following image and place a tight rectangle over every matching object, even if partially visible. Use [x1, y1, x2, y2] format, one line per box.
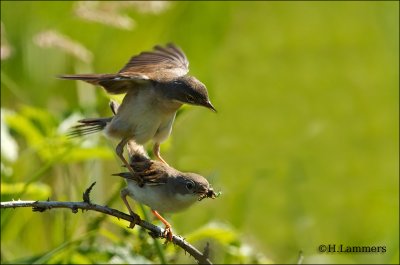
[203, 101, 217, 112]
[198, 187, 218, 201]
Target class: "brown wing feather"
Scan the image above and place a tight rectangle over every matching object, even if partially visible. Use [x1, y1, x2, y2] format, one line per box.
[118, 43, 189, 81]
[59, 74, 148, 94]
[59, 43, 187, 93]
[58, 74, 116, 85]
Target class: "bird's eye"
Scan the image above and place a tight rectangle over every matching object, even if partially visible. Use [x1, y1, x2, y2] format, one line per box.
[186, 181, 195, 190]
[186, 95, 195, 103]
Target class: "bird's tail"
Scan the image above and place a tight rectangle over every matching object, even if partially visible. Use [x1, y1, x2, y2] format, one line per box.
[67, 117, 112, 138]
[58, 74, 116, 85]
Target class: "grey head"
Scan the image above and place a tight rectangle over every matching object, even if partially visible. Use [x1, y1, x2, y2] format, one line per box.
[169, 172, 217, 201]
[158, 75, 216, 112]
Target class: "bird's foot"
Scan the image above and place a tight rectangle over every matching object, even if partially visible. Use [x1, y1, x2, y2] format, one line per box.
[151, 209, 173, 241]
[127, 211, 141, 229]
[163, 225, 173, 242]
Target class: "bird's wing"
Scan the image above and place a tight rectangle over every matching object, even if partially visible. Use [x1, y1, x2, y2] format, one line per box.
[59, 73, 149, 95]
[113, 170, 168, 186]
[59, 44, 188, 93]
[118, 43, 189, 81]
[142, 170, 169, 186]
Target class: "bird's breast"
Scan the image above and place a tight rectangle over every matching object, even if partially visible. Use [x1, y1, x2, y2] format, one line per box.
[105, 88, 181, 143]
[125, 180, 198, 213]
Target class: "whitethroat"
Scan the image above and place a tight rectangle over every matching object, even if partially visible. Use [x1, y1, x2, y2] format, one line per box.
[61, 43, 216, 177]
[114, 140, 218, 241]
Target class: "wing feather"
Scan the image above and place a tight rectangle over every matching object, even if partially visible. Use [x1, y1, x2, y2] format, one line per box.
[118, 43, 189, 81]
[59, 43, 188, 94]
[59, 74, 148, 94]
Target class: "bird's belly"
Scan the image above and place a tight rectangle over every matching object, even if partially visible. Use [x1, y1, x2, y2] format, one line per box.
[104, 90, 177, 144]
[126, 181, 197, 213]
[106, 114, 159, 144]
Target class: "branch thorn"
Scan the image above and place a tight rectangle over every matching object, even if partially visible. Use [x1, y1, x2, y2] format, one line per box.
[83, 182, 96, 204]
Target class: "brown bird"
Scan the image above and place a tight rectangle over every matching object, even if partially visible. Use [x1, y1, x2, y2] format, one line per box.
[115, 140, 217, 241]
[61, 43, 216, 175]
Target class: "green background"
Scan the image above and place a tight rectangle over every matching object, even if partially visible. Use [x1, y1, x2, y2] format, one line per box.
[1, 1, 398, 264]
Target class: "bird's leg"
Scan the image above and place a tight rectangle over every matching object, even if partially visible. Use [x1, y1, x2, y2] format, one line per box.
[116, 138, 144, 185]
[109, 100, 120, 115]
[153, 143, 169, 166]
[151, 209, 173, 241]
[120, 188, 141, 229]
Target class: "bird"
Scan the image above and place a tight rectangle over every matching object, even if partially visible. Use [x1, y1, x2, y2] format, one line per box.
[114, 133, 218, 241]
[60, 43, 216, 176]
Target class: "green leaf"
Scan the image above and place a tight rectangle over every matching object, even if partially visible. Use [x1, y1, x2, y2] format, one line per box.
[20, 105, 57, 136]
[5, 111, 44, 147]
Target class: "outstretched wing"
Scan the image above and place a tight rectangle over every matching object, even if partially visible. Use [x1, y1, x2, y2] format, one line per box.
[59, 44, 188, 93]
[58, 73, 148, 95]
[118, 43, 189, 81]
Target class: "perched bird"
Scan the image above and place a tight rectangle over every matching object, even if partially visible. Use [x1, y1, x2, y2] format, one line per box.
[61, 43, 216, 175]
[114, 140, 218, 241]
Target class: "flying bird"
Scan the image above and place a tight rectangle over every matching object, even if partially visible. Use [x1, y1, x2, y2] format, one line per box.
[61, 43, 216, 174]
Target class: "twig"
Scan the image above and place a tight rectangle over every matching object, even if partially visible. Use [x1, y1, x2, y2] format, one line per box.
[202, 242, 211, 263]
[1, 199, 213, 264]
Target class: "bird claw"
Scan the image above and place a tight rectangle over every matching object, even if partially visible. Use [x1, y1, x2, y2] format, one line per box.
[127, 212, 141, 229]
[163, 226, 173, 242]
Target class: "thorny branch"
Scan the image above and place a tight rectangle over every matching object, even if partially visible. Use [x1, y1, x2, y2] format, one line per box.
[1, 183, 213, 265]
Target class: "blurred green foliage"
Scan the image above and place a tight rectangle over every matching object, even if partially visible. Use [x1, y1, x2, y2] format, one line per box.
[1, 1, 398, 264]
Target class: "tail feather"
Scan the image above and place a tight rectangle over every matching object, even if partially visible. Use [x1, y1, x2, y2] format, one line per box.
[59, 74, 132, 94]
[67, 117, 112, 138]
[58, 74, 116, 85]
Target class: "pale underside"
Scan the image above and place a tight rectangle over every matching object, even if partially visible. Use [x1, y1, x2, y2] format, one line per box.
[126, 180, 198, 213]
[104, 87, 181, 145]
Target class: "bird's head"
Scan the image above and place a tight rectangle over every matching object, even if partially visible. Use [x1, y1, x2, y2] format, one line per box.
[164, 76, 216, 112]
[171, 172, 218, 204]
